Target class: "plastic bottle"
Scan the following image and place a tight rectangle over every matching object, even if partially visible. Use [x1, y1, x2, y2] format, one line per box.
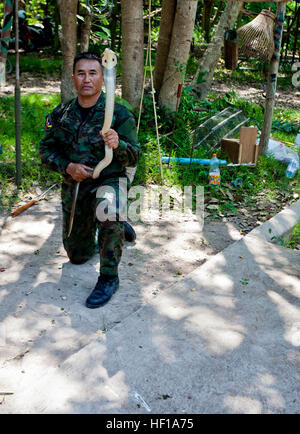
[209, 154, 220, 185]
[295, 133, 300, 150]
[285, 160, 298, 179]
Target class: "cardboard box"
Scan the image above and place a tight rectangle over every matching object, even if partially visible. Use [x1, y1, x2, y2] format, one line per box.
[221, 127, 259, 164]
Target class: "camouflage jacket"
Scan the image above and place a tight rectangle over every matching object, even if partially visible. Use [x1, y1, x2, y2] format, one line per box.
[39, 92, 141, 186]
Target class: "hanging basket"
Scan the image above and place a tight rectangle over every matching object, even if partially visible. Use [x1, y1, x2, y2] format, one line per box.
[237, 9, 275, 62]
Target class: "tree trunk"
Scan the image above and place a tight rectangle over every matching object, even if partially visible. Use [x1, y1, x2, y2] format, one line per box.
[53, 2, 60, 52]
[121, 0, 144, 109]
[153, 0, 177, 93]
[110, 1, 120, 52]
[0, 0, 14, 87]
[259, 2, 286, 155]
[192, 1, 242, 100]
[57, 0, 78, 103]
[80, 3, 92, 52]
[159, 0, 198, 112]
[202, 0, 215, 43]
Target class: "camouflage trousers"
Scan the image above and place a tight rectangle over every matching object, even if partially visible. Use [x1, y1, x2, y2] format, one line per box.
[62, 178, 129, 277]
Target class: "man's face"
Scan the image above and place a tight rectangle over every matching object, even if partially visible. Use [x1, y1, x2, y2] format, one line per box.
[72, 59, 104, 98]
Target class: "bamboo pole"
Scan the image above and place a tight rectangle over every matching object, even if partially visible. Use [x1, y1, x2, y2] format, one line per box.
[15, 0, 22, 186]
[259, 2, 286, 156]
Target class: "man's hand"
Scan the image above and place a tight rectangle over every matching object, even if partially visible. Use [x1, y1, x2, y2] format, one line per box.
[101, 128, 119, 149]
[66, 162, 93, 182]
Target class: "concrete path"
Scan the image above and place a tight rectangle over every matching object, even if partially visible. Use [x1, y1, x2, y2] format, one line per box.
[0, 199, 299, 414]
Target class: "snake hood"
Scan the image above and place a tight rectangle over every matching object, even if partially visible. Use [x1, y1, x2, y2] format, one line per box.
[39, 92, 141, 185]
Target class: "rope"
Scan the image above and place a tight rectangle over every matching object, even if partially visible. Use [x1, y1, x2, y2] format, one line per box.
[137, 42, 149, 134]
[137, 0, 164, 184]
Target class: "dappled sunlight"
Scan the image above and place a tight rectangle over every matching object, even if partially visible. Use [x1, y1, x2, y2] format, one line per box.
[207, 273, 234, 293]
[246, 237, 291, 268]
[210, 294, 236, 309]
[266, 271, 300, 299]
[39, 342, 129, 413]
[224, 395, 262, 414]
[256, 373, 285, 410]
[151, 334, 177, 364]
[223, 371, 286, 414]
[0, 180, 299, 413]
[150, 265, 245, 356]
[268, 290, 300, 347]
[185, 307, 245, 355]
[154, 294, 189, 321]
[0, 311, 52, 351]
[33, 270, 62, 286]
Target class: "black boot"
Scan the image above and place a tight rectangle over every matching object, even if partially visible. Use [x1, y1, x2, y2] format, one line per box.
[123, 221, 136, 242]
[85, 275, 119, 309]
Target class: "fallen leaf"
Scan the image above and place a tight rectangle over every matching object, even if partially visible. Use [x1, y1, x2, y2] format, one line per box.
[226, 191, 234, 201]
[234, 194, 243, 202]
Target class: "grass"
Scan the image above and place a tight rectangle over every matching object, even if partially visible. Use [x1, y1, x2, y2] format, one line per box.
[8, 54, 62, 75]
[0, 93, 61, 210]
[270, 220, 300, 250]
[212, 57, 296, 90]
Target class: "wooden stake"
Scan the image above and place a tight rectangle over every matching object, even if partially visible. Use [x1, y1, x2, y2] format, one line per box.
[15, 0, 22, 186]
[259, 2, 286, 156]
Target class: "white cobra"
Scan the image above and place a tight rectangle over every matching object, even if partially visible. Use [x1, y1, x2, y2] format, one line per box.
[92, 48, 118, 179]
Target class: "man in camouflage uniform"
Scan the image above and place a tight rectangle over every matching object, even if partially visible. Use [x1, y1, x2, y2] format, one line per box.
[39, 52, 141, 308]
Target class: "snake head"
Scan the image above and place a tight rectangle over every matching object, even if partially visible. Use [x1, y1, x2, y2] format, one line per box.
[101, 48, 118, 70]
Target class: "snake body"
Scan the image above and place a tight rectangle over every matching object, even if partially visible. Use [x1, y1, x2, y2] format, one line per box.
[92, 48, 118, 179]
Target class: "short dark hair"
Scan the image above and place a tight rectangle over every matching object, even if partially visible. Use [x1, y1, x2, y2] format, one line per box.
[73, 52, 103, 73]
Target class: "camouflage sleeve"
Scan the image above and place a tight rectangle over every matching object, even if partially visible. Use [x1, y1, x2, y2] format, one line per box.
[39, 111, 70, 175]
[114, 113, 141, 168]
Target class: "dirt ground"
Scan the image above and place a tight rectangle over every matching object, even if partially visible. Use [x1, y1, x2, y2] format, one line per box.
[1, 69, 300, 110]
[211, 80, 300, 110]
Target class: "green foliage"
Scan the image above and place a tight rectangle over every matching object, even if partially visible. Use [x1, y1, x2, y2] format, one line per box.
[288, 220, 300, 250]
[9, 54, 62, 75]
[272, 119, 300, 134]
[88, 1, 113, 44]
[24, 0, 48, 24]
[0, 93, 61, 207]
[134, 76, 298, 215]
[269, 220, 300, 250]
[214, 58, 295, 90]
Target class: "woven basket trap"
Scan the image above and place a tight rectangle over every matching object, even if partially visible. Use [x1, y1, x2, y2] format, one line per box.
[237, 9, 275, 61]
